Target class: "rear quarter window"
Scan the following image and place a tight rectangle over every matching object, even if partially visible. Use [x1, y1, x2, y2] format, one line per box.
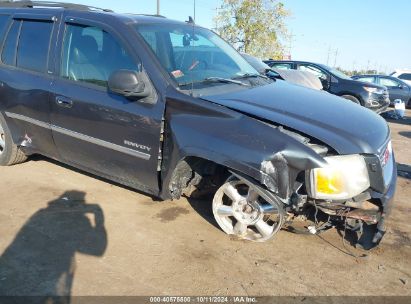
[271, 63, 292, 70]
[1, 20, 20, 66]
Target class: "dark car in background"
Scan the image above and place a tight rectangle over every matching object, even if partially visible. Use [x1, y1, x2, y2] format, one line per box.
[390, 70, 411, 86]
[264, 60, 390, 113]
[352, 74, 411, 107]
[241, 53, 322, 90]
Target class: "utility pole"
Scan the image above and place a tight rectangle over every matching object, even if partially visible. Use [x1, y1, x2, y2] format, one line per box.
[326, 46, 331, 66]
[157, 0, 160, 15]
[333, 48, 338, 67]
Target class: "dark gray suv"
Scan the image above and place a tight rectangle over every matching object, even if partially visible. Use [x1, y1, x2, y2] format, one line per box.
[0, 1, 397, 249]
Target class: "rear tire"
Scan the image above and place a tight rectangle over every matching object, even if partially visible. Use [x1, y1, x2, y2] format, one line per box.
[341, 95, 361, 105]
[0, 113, 27, 166]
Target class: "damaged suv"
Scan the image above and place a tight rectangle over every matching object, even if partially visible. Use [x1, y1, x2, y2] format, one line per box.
[0, 2, 397, 249]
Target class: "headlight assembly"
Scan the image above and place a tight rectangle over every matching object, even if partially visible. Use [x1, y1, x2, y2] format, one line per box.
[307, 154, 370, 200]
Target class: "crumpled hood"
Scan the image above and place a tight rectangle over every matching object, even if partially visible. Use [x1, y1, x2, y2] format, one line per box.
[202, 81, 390, 155]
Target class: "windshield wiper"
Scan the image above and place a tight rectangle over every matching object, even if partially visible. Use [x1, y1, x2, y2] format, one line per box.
[203, 77, 249, 86]
[233, 73, 268, 80]
[178, 77, 248, 88]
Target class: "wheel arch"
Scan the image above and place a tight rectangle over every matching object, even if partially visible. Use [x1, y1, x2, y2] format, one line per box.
[0, 111, 24, 146]
[338, 92, 364, 105]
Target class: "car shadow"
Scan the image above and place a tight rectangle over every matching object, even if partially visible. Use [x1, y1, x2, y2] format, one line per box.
[397, 163, 411, 180]
[30, 155, 161, 202]
[0, 191, 107, 302]
[185, 196, 221, 231]
[381, 110, 411, 126]
[399, 131, 411, 139]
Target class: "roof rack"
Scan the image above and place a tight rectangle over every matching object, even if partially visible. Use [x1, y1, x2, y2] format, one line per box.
[0, 1, 113, 12]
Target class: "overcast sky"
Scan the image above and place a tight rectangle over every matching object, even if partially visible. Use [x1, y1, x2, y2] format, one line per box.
[41, 0, 410, 73]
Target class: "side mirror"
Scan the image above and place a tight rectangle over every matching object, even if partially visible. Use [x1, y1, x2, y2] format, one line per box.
[321, 78, 331, 89]
[108, 70, 150, 99]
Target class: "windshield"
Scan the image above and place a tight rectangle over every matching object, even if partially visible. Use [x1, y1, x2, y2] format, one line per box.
[327, 67, 352, 80]
[135, 24, 258, 86]
[241, 53, 271, 74]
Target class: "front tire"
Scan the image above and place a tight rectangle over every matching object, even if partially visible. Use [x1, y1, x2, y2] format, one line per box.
[341, 95, 361, 105]
[212, 176, 285, 242]
[0, 113, 27, 166]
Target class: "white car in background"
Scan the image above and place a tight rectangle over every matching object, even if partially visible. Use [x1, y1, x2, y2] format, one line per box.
[391, 69, 411, 85]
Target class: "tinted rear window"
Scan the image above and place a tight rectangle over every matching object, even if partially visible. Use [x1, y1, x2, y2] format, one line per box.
[1, 20, 20, 66]
[399, 73, 411, 81]
[17, 20, 53, 73]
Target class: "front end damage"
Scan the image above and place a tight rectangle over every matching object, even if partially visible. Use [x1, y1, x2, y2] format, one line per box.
[259, 130, 397, 250]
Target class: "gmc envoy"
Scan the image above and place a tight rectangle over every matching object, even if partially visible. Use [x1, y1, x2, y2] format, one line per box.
[0, 2, 397, 249]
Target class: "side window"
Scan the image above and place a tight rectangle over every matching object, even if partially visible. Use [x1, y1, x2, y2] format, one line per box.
[298, 64, 328, 80]
[16, 20, 53, 73]
[271, 63, 292, 70]
[399, 73, 411, 81]
[380, 77, 400, 87]
[61, 24, 138, 88]
[1, 20, 20, 66]
[357, 76, 375, 84]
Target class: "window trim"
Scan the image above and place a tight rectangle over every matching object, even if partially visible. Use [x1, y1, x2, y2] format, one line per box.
[56, 16, 142, 92]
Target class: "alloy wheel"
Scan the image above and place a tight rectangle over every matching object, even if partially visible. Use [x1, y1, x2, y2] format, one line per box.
[212, 177, 284, 242]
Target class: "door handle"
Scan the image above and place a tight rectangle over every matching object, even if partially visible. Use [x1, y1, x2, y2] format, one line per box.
[56, 96, 73, 108]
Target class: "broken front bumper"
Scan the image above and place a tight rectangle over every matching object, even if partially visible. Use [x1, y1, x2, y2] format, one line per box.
[356, 153, 397, 249]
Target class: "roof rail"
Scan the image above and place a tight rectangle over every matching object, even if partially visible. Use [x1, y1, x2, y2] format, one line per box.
[0, 1, 113, 12]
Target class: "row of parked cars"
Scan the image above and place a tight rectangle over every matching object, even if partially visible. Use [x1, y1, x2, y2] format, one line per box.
[264, 60, 410, 111]
[241, 53, 410, 113]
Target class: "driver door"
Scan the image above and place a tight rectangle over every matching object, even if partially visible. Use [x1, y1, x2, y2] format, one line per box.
[49, 18, 164, 194]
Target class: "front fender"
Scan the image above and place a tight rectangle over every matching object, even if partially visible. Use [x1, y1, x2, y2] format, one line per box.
[159, 88, 327, 200]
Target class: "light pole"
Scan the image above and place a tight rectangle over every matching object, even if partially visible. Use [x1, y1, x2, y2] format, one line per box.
[157, 0, 160, 15]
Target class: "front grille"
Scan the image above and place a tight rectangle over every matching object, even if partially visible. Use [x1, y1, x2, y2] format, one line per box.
[379, 141, 394, 188]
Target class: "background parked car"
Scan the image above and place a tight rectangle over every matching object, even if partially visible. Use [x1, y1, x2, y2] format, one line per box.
[390, 69, 411, 85]
[241, 54, 322, 90]
[352, 74, 411, 107]
[264, 60, 390, 113]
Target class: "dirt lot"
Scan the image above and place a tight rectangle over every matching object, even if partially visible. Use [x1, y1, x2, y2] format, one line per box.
[0, 110, 410, 297]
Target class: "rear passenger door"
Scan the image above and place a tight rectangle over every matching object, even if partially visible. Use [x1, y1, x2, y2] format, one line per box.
[49, 17, 164, 195]
[0, 13, 60, 158]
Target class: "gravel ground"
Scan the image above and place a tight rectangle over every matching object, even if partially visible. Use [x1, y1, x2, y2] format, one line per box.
[0, 109, 410, 297]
